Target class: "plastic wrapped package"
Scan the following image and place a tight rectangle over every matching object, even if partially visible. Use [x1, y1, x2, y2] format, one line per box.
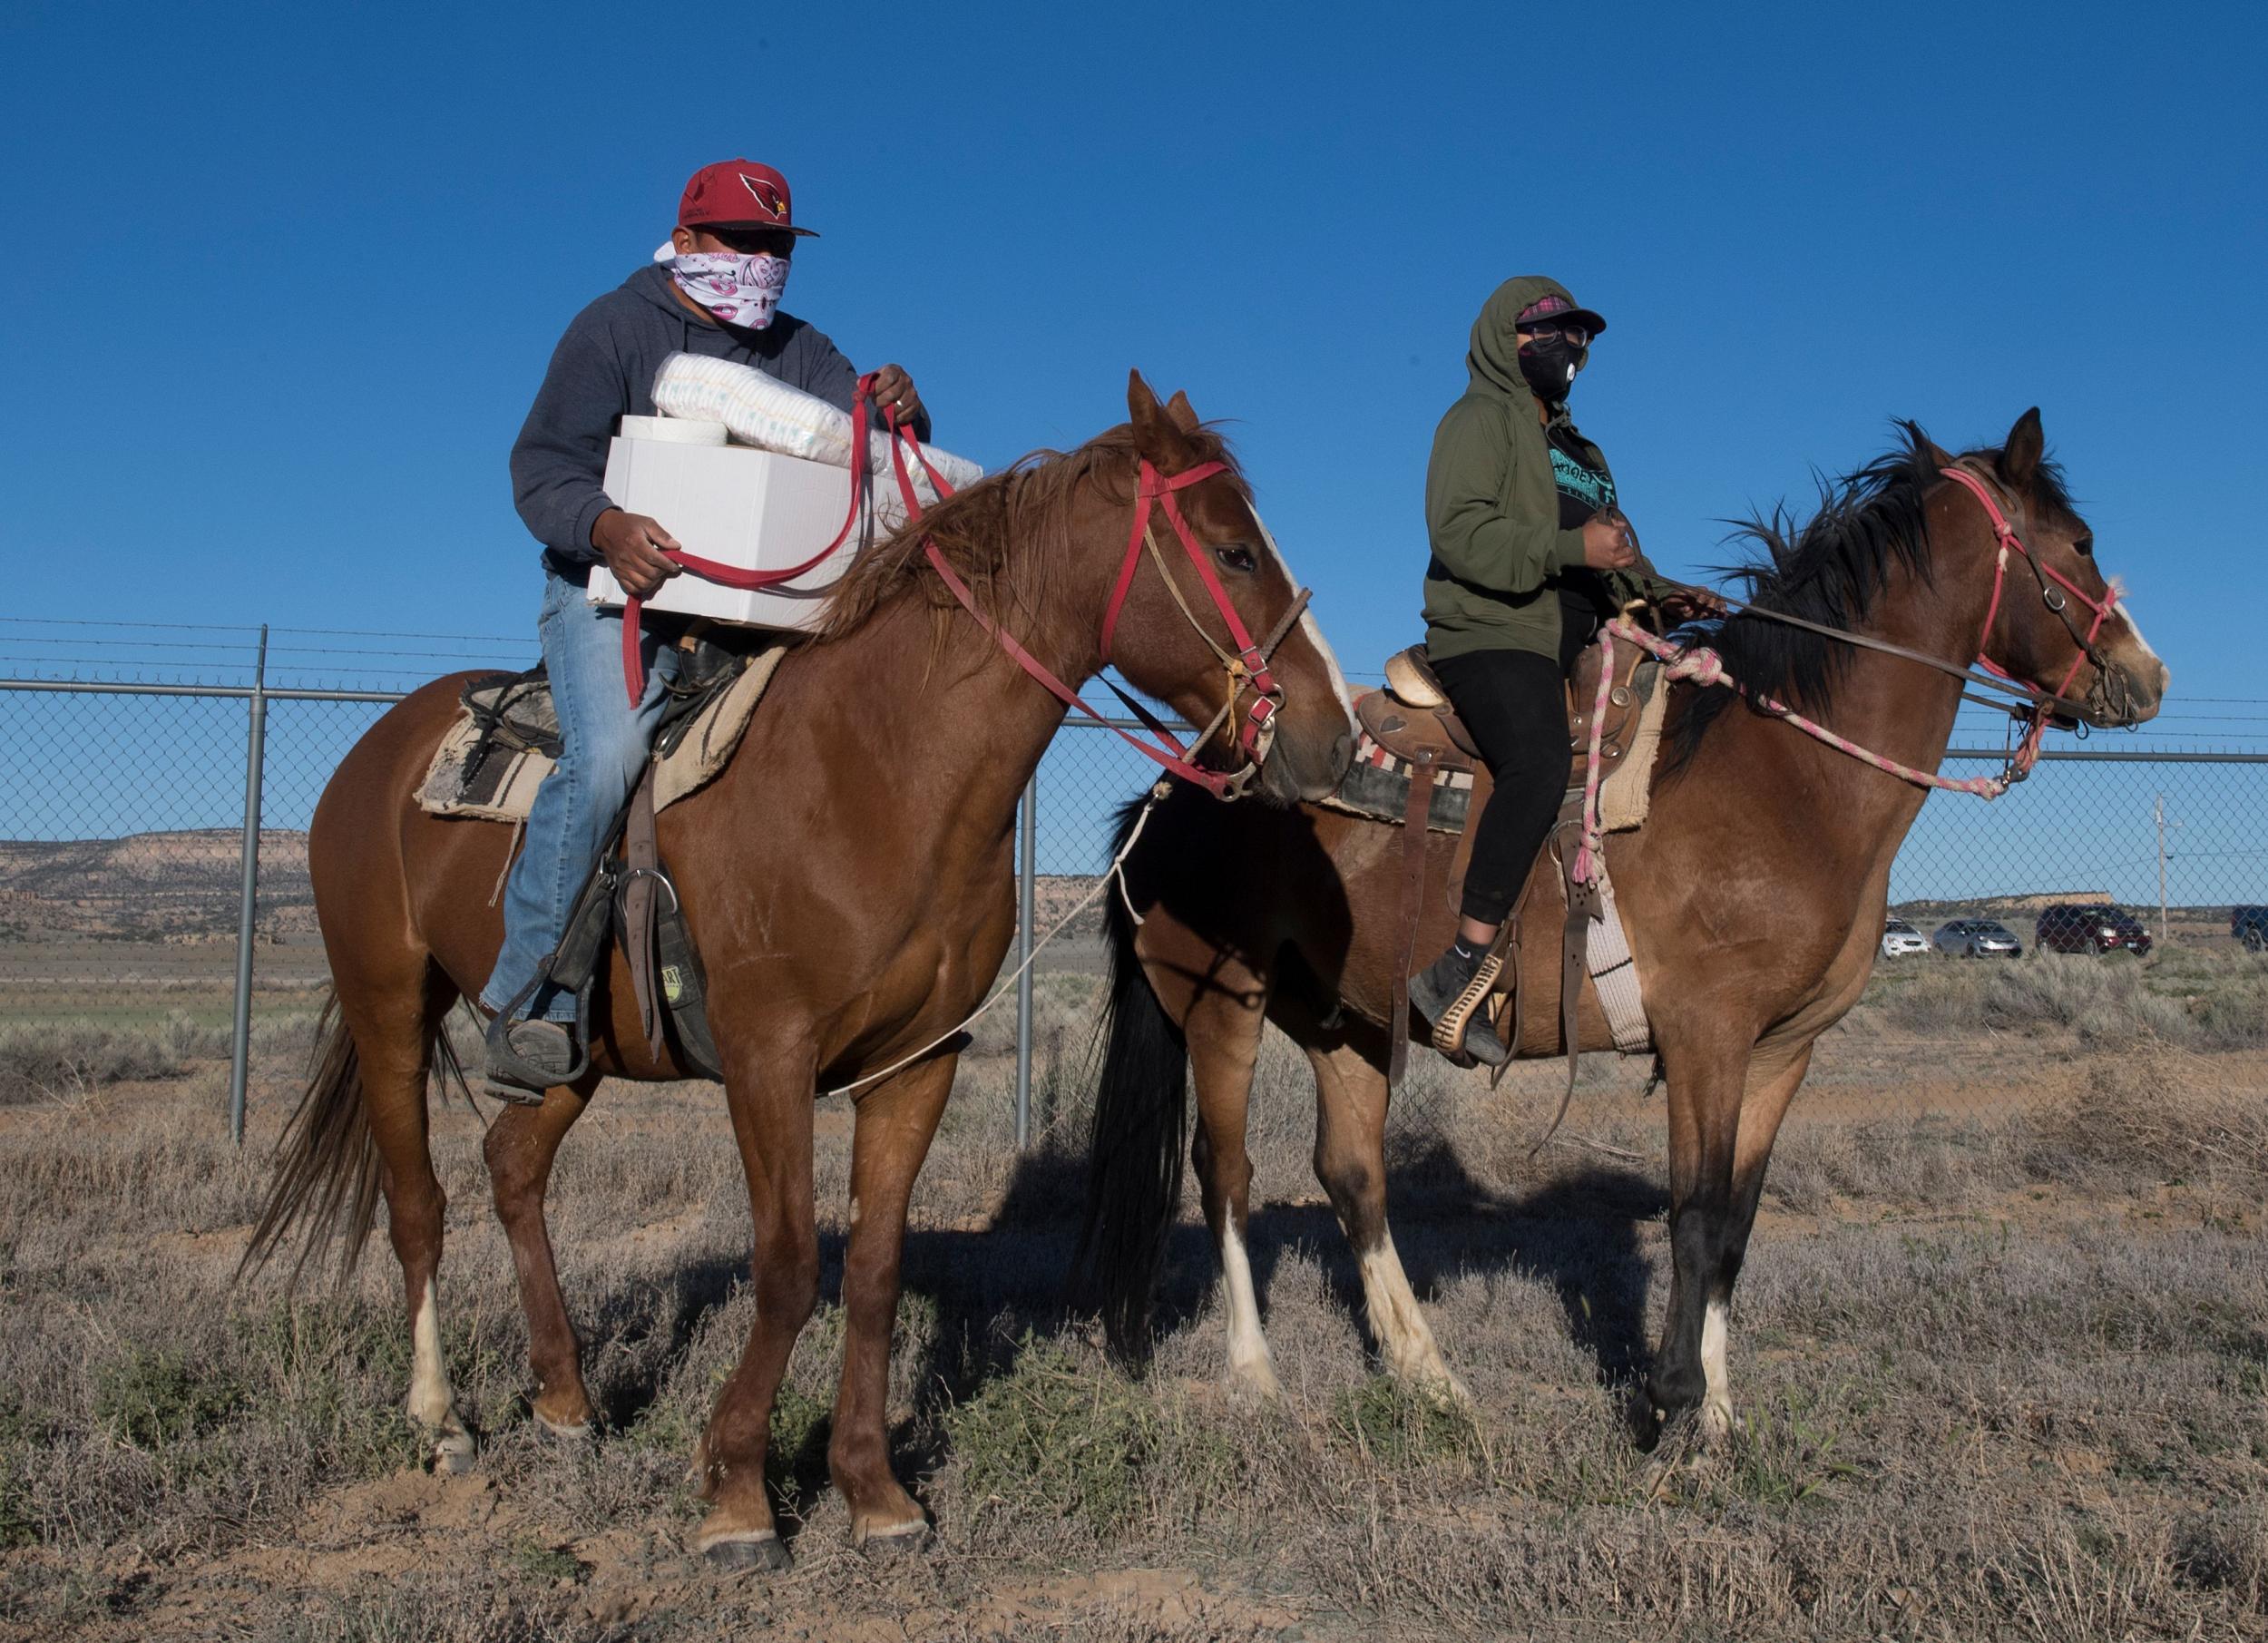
[650, 352, 984, 504]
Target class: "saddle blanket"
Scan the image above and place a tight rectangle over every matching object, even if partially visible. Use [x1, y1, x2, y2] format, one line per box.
[1320, 658, 1670, 836]
[415, 646, 787, 824]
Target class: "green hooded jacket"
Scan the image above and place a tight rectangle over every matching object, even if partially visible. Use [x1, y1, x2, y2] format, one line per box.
[1421, 275, 1656, 662]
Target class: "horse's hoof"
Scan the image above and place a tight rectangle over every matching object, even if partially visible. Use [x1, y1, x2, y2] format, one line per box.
[1410, 1372, 1475, 1413]
[1226, 1359, 1284, 1403]
[1623, 1390, 1667, 1452]
[430, 1430, 477, 1475]
[533, 1410, 593, 1443]
[701, 1531, 790, 1573]
[856, 1521, 932, 1559]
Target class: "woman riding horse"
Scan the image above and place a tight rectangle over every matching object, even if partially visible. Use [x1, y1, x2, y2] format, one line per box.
[1078, 407, 2165, 1442]
[1405, 277, 1706, 1063]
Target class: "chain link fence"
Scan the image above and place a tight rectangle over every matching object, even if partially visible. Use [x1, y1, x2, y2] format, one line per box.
[3, 622, 2263, 1139]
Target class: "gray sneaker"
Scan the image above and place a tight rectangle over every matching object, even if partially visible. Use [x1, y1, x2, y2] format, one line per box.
[1408, 950, 1510, 1067]
[484, 1018, 577, 1103]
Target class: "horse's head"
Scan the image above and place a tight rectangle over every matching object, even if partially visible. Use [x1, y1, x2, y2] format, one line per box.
[1100, 371, 1354, 803]
[1956, 408, 2167, 730]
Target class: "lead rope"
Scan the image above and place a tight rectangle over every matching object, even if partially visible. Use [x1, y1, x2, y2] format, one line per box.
[1603, 619, 2037, 801]
[818, 783, 1168, 1099]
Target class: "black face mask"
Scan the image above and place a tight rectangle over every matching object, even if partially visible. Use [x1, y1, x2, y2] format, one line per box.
[1517, 335, 1583, 403]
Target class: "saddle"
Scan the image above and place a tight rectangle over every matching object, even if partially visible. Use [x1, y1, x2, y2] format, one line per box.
[1358, 639, 1662, 1089]
[420, 628, 788, 824]
[1357, 641, 1655, 783]
[454, 627, 791, 1100]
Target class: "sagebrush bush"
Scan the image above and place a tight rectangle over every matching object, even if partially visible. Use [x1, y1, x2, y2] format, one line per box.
[943, 1334, 1156, 1540]
[0, 1017, 212, 1103]
[91, 1347, 245, 1450]
[2030, 1041, 2268, 1192]
[1882, 951, 2264, 1049]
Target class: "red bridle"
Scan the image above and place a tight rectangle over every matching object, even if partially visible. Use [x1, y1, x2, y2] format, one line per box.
[924, 453, 1310, 801]
[1941, 464, 2126, 766]
[616, 376, 1307, 797]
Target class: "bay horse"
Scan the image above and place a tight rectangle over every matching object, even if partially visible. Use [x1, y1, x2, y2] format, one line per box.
[1074, 409, 2166, 1443]
[245, 373, 1354, 1568]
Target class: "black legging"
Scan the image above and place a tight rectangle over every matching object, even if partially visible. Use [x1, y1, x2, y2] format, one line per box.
[1432, 611, 1595, 926]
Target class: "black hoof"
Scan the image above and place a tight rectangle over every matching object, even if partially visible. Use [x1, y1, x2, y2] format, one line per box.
[702, 1534, 791, 1573]
[1624, 1387, 1667, 1452]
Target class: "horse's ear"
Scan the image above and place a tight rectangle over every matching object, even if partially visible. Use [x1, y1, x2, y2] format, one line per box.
[1128, 369, 1198, 473]
[1999, 407, 2044, 489]
[1162, 389, 1201, 435]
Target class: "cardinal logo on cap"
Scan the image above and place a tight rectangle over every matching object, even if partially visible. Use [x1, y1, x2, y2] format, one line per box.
[739, 173, 787, 220]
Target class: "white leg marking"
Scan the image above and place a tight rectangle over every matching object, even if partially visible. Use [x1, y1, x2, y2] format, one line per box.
[1357, 1235, 1469, 1405]
[408, 1288, 454, 1428]
[1700, 1298, 1733, 1438]
[408, 1287, 472, 1469]
[1218, 1220, 1281, 1398]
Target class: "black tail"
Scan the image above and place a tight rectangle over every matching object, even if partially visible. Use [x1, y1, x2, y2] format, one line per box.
[1070, 798, 1190, 1366]
[238, 992, 398, 1292]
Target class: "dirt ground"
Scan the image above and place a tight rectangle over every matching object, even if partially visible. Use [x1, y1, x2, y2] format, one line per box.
[1, 954, 2264, 1641]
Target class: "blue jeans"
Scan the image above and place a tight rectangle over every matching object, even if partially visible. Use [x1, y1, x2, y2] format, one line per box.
[479, 572, 681, 1023]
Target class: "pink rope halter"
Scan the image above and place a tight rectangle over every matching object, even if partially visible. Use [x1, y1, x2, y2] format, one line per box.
[1568, 465, 2128, 890]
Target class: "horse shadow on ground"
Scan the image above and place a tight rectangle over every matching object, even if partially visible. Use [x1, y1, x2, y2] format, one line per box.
[582, 1135, 1666, 1536]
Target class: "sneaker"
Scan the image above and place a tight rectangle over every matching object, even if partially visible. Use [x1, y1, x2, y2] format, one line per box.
[483, 1018, 577, 1103]
[1408, 948, 1509, 1067]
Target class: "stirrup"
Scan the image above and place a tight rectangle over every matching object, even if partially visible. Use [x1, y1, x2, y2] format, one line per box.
[482, 1015, 577, 1106]
[1430, 953, 1503, 1058]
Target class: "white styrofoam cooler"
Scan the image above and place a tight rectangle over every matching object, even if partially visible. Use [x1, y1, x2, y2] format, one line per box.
[586, 418, 912, 631]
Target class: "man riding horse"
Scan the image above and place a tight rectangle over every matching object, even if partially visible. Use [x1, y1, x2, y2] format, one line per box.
[481, 159, 927, 1097]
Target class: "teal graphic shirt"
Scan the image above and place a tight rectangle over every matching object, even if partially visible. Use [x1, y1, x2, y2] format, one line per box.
[1547, 424, 1616, 528]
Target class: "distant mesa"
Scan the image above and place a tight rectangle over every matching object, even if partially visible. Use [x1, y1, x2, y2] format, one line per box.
[0, 829, 314, 942]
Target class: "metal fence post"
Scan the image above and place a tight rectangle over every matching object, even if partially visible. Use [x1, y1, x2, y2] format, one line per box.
[1014, 771, 1037, 1149]
[228, 625, 269, 1146]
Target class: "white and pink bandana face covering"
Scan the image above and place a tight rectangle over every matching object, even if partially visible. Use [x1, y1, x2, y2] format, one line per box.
[653, 243, 790, 331]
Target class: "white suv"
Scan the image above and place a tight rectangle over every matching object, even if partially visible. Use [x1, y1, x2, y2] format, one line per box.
[1881, 916, 1929, 959]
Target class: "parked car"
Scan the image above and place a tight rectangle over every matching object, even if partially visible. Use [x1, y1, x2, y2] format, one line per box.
[2234, 905, 2268, 954]
[1882, 916, 1929, 959]
[2035, 903, 2153, 956]
[1932, 918, 2023, 958]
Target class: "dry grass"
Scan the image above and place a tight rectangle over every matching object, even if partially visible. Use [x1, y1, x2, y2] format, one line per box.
[1867, 946, 2268, 1050]
[0, 974, 2263, 1641]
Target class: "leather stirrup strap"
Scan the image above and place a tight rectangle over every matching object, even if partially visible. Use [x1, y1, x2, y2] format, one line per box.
[1541, 820, 1599, 1154]
[621, 768, 666, 1061]
[1388, 750, 1437, 1087]
[1486, 918, 1521, 1090]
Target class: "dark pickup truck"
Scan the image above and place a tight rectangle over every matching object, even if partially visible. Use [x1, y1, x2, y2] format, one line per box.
[2234, 906, 2268, 953]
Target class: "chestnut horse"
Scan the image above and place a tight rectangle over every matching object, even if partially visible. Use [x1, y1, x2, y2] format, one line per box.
[246, 374, 1354, 1568]
[1075, 410, 2166, 1443]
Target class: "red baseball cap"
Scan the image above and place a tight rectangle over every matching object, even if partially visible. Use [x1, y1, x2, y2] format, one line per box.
[677, 160, 818, 238]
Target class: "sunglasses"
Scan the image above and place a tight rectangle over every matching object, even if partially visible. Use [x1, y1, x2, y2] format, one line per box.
[706, 227, 799, 258]
[1518, 322, 1592, 349]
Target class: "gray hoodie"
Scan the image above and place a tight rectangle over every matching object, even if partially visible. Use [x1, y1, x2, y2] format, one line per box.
[511, 265, 927, 578]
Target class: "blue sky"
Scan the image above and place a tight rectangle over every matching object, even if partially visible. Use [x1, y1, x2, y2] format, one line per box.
[2, 0, 2262, 738]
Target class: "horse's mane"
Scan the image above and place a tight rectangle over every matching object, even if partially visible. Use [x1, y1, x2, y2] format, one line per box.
[815, 422, 1248, 650]
[1664, 422, 2077, 770]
